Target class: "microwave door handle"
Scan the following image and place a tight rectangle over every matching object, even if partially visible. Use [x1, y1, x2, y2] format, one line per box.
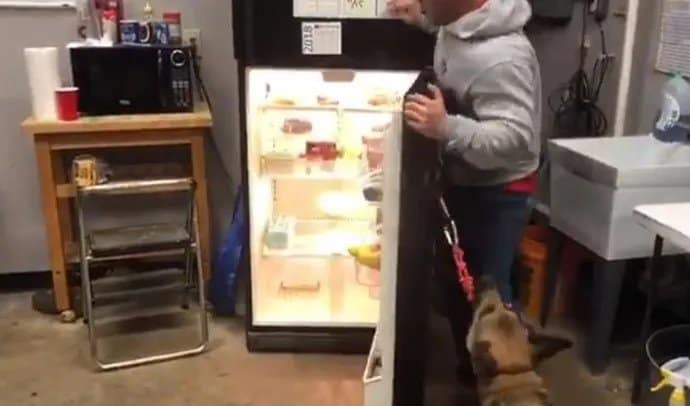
[157, 49, 167, 108]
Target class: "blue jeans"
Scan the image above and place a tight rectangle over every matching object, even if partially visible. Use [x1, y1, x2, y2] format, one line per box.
[445, 185, 531, 304]
[433, 184, 531, 373]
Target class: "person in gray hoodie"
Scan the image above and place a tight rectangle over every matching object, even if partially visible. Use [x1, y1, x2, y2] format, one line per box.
[389, 0, 541, 382]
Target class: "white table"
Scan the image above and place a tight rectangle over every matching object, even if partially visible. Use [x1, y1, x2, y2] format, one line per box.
[635, 204, 690, 252]
[631, 203, 690, 404]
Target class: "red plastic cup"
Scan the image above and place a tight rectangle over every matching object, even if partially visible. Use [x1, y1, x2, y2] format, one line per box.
[55, 87, 79, 121]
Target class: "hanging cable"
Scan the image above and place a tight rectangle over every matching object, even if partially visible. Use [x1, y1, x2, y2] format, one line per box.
[190, 39, 213, 114]
[548, 2, 613, 138]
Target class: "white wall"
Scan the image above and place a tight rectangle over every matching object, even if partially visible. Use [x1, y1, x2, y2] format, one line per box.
[0, 8, 76, 273]
[0, 1, 240, 273]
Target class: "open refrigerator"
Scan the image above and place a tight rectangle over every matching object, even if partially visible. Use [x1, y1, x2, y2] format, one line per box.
[233, 0, 436, 357]
[233, 3, 447, 403]
[244, 66, 442, 403]
[246, 67, 418, 330]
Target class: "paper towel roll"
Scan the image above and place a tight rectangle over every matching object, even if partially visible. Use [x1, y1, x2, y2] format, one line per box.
[24, 47, 61, 120]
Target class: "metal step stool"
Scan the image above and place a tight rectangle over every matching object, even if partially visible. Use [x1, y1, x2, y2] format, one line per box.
[76, 178, 208, 370]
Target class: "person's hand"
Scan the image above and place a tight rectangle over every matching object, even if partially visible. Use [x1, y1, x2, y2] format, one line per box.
[387, 0, 424, 25]
[404, 84, 448, 139]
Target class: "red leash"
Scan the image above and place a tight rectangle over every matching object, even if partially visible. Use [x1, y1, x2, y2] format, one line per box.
[439, 199, 529, 338]
[440, 198, 475, 303]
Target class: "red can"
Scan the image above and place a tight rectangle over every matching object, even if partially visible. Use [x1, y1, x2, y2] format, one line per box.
[163, 11, 182, 45]
[319, 141, 338, 161]
[55, 87, 79, 121]
[305, 141, 337, 161]
[305, 141, 321, 162]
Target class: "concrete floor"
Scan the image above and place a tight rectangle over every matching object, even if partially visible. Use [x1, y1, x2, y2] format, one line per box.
[0, 292, 666, 406]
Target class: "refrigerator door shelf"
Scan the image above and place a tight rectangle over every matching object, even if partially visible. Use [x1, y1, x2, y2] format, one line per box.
[364, 330, 386, 406]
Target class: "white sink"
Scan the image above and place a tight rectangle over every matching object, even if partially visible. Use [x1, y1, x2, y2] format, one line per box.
[550, 135, 690, 188]
[549, 135, 690, 260]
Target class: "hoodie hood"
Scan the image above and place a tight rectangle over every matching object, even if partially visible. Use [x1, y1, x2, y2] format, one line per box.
[444, 0, 532, 40]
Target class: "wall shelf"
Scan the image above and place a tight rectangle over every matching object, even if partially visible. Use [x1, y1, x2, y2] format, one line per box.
[0, 1, 75, 9]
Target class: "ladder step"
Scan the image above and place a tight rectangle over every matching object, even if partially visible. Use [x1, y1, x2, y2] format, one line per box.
[94, 282, 187, 307]
[89, 223, 190, 257]
[92, 268, 185, 294]
[89, 248, 192, 263]
[93, 307, 202, 338]
[79, 178, 194, 196]
[93, 296, 199, 327]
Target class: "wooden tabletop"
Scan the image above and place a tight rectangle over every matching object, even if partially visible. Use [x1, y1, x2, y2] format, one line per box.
[22, 103, 212, 135]
[634, 203, 690, 253]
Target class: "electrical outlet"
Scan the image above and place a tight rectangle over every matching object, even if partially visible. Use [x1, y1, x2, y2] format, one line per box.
[183, 28, 202, 55]
[584, 34, 592, 49]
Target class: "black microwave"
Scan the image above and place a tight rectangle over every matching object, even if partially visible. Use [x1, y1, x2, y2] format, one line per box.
[70, 45, 195, 116]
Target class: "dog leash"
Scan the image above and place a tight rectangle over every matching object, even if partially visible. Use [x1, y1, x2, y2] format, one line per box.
[439, 197, 475, 303]
[439, 198, 531, 339]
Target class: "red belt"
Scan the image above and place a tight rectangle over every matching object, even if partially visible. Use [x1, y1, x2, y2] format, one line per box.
[504, 172, 537, 194]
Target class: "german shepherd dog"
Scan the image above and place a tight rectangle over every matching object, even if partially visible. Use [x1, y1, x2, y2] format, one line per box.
[466, 277, 572, 406]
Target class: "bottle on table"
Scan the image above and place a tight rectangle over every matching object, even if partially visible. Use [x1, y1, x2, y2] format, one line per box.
[654, 73, 690, 143]
[143, 2, 154, 21]
[163, 11, 182, 45]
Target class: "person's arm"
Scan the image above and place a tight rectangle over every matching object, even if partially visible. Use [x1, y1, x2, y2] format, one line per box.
[443, 62, 538, 170]
[415, 14, 439, 34]
[387, 0, 437, 33]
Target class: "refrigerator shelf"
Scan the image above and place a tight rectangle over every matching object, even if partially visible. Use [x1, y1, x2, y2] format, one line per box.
[261, 157, 363, 180]
[259, 103, 402, 114]
[253, 256, 379, 327]
[263, 219, 375, 258]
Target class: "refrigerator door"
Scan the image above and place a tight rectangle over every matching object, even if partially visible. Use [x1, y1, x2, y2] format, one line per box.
[363, 69, 442, 406]
[232, 0, 434, 69]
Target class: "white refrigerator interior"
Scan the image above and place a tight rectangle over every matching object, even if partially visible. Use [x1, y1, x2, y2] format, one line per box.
[246, 68, 417, 328]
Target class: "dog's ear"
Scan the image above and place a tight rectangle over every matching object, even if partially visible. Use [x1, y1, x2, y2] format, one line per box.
[471, 340, 498, 378]
[530, 332, 572, 365]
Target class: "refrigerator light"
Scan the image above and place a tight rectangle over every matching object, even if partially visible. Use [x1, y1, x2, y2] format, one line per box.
[321, 69, 356, 82]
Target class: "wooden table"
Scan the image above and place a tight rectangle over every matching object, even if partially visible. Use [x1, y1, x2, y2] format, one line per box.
[631, 203, 690, 404]
[22, 106, 213, 319]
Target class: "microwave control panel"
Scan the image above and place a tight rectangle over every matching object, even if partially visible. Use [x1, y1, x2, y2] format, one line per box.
[168, 48, 194, 111]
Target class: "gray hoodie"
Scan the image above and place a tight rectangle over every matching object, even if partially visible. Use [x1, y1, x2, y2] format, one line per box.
[426, 0, 541, 186]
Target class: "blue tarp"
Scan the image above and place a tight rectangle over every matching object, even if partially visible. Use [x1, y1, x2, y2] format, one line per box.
[210, 187, 246, 315]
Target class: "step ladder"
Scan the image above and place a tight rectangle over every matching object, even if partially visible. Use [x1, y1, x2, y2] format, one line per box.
[76, 178, 209, 370]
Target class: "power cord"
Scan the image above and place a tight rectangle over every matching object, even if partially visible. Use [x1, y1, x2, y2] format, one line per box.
[190, 38, 213, 114]
[548, 1, 614, 137]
